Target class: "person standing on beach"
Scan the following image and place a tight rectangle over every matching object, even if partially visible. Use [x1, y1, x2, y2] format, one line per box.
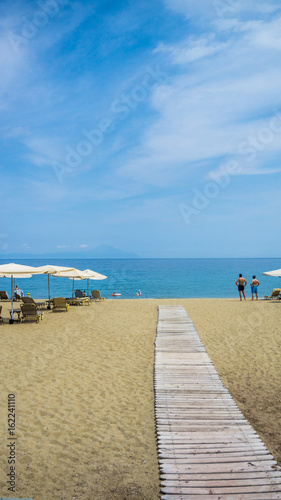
[251, 276, 260, 300]
[235, 274, 247, 301]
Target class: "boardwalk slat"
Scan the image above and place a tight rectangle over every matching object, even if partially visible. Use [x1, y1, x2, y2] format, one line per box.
[159, 462, 278, 473]
[160, 472, 281, 481]
[161, 494, 281, 499]
[161, 486, 281, 494]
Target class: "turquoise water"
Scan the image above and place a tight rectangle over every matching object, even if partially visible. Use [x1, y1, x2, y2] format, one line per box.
[0, 258, 280, 299]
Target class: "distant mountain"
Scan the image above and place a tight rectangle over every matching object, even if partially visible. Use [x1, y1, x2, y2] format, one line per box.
[0, 245, 140, 260]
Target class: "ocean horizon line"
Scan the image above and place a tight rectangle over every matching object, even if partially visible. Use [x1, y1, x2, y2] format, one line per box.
[0, 256, 280, 260]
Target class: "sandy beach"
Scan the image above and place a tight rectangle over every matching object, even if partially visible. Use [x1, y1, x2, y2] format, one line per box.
[0, 298, 280, 499]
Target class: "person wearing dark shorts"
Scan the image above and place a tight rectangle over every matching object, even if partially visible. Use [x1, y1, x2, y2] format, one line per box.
[251, 275, 260, 300]
[236, 274, 247, 300]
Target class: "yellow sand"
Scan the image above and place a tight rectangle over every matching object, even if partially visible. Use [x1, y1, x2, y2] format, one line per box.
[0, 298, 280, 500]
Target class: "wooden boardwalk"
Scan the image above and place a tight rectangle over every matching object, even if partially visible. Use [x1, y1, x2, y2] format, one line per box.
[155, 305, 281, 499]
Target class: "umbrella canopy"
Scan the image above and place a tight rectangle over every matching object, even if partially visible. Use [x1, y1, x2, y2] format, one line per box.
[36, 265, 76, 308]
[82, 269, 107, 296]
[83, 269, 107, 280]
[36, 265, 76, 274]
[0, 263, 43, 275]
[52, 268, 107, 297]
[0, 263, 44, 320]
[52, 268, 90, 279]
[262, 269, 281, 277]
[77, 269, 106, 296]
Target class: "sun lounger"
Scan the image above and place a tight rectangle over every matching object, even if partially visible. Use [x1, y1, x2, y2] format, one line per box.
[53, 297, 70, 312]
[75, 289, 83, 298]
[264, 288, 281, 300]
[0, 305, 3, 324]
[0, 291, 10, 301]
[22, 296, 46, 310]
[67, 297, 90, 306]
[91, 290, 104, 301]
[14, 293, 22, 301]
[20, 303, 43, 323]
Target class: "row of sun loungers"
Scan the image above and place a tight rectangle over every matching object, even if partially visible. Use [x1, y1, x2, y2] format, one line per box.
[0, 290, 104, 323]
[0, 290, 104, 302]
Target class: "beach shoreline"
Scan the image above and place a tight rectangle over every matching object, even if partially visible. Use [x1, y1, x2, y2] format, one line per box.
[0, 298, 280, 499]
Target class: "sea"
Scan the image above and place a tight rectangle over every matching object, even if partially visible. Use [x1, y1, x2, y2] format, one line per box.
[0, 258, 280, 300]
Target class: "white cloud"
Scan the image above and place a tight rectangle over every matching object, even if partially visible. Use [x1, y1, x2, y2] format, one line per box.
[163, 0, 281, 20]
[118, 14, 281, 187]
[0, 35, 29, 99]
[155, 37, 228, 64]
[242, 18, 281, 50]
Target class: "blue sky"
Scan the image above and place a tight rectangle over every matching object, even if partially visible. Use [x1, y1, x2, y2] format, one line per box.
[1, 0, 281, 257]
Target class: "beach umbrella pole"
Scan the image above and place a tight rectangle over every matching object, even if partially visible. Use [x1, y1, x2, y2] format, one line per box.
[10, 275, 14, 322]
[48, 274, 51, 309]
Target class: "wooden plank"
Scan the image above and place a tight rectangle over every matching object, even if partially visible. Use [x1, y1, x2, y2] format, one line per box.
[159, 454, 275, 464]
[161, 479, 281, 488]
[156, 419, 248, 425]
[159, 463, 278, 473]
[161, 485, 281, 494]
[158, 449, 268, 455]
[159, 451, 272, 458]
[161, 494, 281, 499]
[160, 471, 281, 480]
[157, 430, 258, 436]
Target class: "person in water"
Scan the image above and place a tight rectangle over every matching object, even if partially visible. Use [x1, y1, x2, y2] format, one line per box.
[235, 274, 247, 301]
[250, 275, 260, 301]
[136, 290, 141, 296]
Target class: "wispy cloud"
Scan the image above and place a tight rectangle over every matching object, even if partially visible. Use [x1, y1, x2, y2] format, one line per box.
[118, 13, 281, 189]
[164, 0, 281, 19]
[155, 36, 228, 63]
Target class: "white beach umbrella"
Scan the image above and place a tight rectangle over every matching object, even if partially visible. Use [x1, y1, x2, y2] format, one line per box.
[262, 269, 281, 277]
[82, 269, 107, 297]
[52, 268, 107, 297]
[0, 263, 44, 321]
[36, 265, 76, 308]
[83, 269, 107, 280]
[0, 263, 42, 275]
[52, 268, 89, 298]
[78, 269, 107, 297]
